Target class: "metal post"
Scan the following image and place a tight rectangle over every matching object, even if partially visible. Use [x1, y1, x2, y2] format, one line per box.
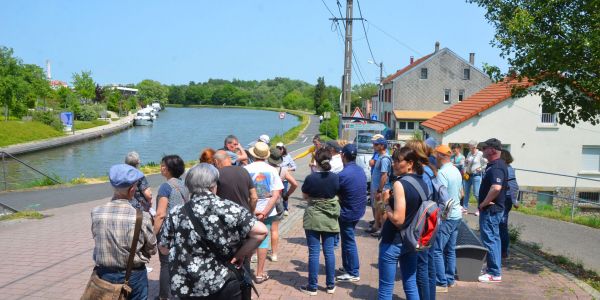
[570, 177, 578, 222]
[1, 152, 7, 191]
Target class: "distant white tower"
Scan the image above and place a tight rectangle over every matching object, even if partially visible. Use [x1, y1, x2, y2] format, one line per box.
[46, 60, 51, 80]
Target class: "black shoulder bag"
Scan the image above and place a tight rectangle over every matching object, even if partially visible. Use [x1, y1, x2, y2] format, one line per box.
[182, 201, 259, 299]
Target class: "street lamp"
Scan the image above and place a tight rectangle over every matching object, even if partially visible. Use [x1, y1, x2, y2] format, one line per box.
[367, 60, 384, 85]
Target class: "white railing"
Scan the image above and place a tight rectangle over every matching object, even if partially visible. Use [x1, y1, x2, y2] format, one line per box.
[540, 113, 557, 124]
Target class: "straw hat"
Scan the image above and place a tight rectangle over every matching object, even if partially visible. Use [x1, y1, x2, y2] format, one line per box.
[249, 142, 270, 160]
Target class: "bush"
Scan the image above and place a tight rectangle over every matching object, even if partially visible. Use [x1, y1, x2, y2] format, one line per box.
[319, 112, 339, 139]
[31, 111, 63, 131]
[77, 105, 99, 121]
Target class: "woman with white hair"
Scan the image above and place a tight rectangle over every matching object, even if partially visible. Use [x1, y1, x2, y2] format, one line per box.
[158, 163, 268, 299]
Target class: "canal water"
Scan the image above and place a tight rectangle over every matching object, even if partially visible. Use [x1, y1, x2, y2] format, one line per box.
[3, 107, 299, 188]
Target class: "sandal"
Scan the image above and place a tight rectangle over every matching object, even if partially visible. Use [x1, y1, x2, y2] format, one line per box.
[255, 274, 270, 284]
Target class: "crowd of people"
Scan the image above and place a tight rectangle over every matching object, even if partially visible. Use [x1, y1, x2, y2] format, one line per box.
[86, 130, 519, 300]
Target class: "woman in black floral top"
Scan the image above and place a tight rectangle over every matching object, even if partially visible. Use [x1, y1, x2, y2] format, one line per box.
[159, 163, 268, 299]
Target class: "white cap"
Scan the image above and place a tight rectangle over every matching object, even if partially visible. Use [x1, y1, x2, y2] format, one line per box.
[259, 134, 270, 144]
[276, 142, 284, 147]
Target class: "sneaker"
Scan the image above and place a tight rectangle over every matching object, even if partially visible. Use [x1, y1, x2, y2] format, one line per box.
[448, 282, 457, 288]
[474, 211, 480, 216]
[436, 286, 448, 293]
[478, 273, 502, 283]
[269, 254, 278, 262]
[336, 273, 360, 282]
[299, 285, 317, 296]
[251, 255, 257, 263]
[327, 286, 336, 294]
[283, 210, 289, 216]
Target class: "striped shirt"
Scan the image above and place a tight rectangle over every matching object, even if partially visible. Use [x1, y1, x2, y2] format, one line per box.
[91, 199, 157, 269]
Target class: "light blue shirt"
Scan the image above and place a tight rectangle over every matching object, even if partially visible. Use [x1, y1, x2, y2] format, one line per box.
[371, 153, 391, 191]
[437, 162, 463, 220]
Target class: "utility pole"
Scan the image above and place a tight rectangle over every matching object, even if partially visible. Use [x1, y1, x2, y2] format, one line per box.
[378, 62, 383, 84]
[342, 0, 353, 117]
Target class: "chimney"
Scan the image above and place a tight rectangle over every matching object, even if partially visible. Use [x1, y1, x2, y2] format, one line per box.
[469, 53, 475, 65]
[435, 41, 440, 53]
[410, 56, 414, 64]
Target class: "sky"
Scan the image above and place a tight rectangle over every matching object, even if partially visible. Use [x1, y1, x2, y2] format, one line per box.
[0, 0, 508, 87]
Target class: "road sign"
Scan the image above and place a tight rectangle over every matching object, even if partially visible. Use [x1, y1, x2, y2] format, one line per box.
[324, 111, 331, 119]
[351, 107, 365, 119]
[279, 112, 286, 119]
[343, 122, 386, 131]
[371, 114, 378, 121]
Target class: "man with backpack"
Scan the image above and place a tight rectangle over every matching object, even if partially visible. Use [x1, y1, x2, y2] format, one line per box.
[432, 145, 463, 293]
[477, 138, 508, 283]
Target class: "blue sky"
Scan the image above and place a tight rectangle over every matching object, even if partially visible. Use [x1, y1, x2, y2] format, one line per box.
[0, 0, 507, 86]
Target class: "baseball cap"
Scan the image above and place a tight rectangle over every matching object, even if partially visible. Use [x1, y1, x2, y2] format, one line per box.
[276, 142, 284, 148]
[326, 140, 342, 152]
[342, 143, 357, 158]
[109, 164, 144, 188]
[425, 137, 438, 149]
[371, 134, 384, 141]
[479, 138, 502, 150]
[435, 144, 452, 156]
[373, 137, 387, 145]
[258, 134, 270, 144]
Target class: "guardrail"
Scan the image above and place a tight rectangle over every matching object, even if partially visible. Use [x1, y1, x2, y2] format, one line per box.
[0, 151, 62, 191]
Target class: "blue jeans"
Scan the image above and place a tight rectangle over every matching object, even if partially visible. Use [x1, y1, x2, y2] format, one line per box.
[283, 181, 289, 211]
[305, 230, 336, 290]
[96, 266, 148, 300]
[378, 242, 418, 300]
[433, 219, 460, 287]
[479, 209, 503, 276]
[463, 174, 481, 209]
[499, 200, 513, 257]
[339, 220, 360, 277]
[417, 248, 436, 300]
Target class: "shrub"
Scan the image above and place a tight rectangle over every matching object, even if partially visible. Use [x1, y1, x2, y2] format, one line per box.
[77, 105, 99, 121]
[31, 111, 63, 131]
[319, 113, 339, 139]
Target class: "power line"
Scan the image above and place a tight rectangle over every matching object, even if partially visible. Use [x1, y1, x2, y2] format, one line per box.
[332, 20, 366, 85]
[356, 0, 377, 64]
[320, 0, 336, 18]
[364, 19, 423, 56]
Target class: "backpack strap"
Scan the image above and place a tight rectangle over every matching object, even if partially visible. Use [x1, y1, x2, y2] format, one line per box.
[401, 176, 428, 203]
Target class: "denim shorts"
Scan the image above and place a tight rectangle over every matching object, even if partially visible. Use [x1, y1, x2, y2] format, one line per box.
[258, 216, 274, 249]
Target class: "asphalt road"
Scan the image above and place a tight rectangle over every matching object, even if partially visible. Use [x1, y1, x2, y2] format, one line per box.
[0, 114, 320, 212]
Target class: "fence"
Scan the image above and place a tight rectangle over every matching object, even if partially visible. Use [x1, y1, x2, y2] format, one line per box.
[0, 151, 62, 192]
[514, 168, 600, 223]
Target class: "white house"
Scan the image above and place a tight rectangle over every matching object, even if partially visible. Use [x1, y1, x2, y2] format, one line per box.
[421, 79, 600, 199]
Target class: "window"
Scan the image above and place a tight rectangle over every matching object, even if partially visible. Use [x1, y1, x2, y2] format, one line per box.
[444, 89, 451, 103]
[420, 68, 428, 79]
[581, 146, 600, 172]
[398, 121, 415, 131]
[579, 192, 600, 203]
[540, 106, 557, 124]
[458, 89, 465, 102]
[463, 68, 471, 80]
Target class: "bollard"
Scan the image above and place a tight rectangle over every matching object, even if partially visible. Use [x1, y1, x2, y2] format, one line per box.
[1, 152, 7, 191]
[570, 178, 578, 222]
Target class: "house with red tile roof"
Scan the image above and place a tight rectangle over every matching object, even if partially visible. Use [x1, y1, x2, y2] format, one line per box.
[373, 42, 491, 140]
[421, 78, 600, 190]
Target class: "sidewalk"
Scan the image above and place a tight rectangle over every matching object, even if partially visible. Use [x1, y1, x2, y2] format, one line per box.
[0, 154, 594, 299]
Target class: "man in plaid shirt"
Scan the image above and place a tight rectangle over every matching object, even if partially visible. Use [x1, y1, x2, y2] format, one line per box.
[91, 164, 157, 299]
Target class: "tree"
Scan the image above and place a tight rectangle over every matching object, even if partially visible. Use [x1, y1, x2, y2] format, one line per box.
[351, 83, 378, 111]
[468, 0, 600, 126]
[94, 84, 105, 103]
[314, 77, 326, 115]
[136, 79, 169, 106]
[72, 71, 95, 104]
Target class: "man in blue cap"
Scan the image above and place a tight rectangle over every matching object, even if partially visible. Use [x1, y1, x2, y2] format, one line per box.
[369, 137, 391, 237]
[336, 143, 367, 282]
[90, 164, 157, 299]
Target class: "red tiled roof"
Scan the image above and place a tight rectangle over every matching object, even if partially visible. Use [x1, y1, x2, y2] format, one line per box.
[382, 53, 434, 84]
[421, 78, 534, 134]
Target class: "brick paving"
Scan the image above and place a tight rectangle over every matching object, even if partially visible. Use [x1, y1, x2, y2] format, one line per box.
[0, 184, 594, 299]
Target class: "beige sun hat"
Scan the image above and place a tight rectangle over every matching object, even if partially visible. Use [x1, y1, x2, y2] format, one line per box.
[249, 141, 270, 160]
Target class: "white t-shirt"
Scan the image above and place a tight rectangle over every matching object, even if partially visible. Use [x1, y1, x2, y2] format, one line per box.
[244, 161, 284, 217]
[330, 154, 344, 174]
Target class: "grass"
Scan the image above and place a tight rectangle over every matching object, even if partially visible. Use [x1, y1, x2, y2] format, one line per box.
[0, 210, 44, 222]
[517, 204, 600, 229]
[0, 121, 64, 147]
[73, 119, 109, 130]
[17, 174, 63, 189]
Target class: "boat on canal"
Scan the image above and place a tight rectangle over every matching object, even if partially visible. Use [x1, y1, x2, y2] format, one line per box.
[133, 108, 154, 126]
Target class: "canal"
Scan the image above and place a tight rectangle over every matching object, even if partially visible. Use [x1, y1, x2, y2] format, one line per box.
[2, 107, 299, 188]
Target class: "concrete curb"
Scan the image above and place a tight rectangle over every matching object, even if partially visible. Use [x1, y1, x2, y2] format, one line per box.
[512, 244, 600, 299]
[0, 115, 134, 156]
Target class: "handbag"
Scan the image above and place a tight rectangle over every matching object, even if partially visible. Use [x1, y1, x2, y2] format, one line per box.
[182, 201, 259, 300]
[81, 209, 143, 300]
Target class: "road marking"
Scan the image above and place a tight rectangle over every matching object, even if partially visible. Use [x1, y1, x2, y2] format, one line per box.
[302, 136, 308, 143]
